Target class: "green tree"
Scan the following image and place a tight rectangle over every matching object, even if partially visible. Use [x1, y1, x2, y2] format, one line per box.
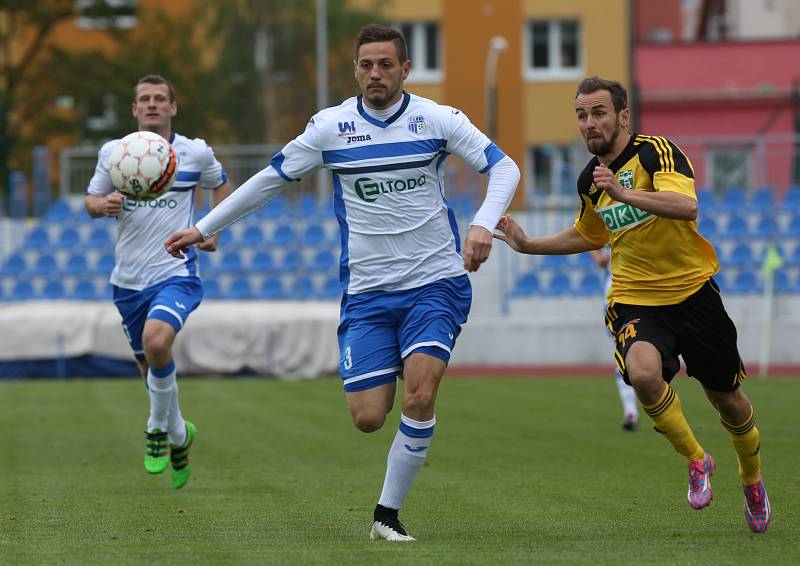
[198, 0, 381, 144]
[0, 0, 74, 210]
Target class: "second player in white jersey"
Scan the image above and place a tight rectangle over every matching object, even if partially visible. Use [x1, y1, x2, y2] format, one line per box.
[192, 91, 515, 294]
[86, 132, 228, 290]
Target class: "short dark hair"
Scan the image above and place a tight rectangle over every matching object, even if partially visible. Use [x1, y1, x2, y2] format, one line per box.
[576, 76, 627, 113]
[354, 23, 407, 63]
[133, 75, 176, 103]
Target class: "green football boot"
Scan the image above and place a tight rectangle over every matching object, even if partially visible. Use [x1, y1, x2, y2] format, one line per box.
[170, 421, 196, 490]
[144, 429, 170, 474]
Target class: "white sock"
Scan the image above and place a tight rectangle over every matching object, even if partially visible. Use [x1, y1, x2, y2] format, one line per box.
[146, 360, 176, 433]
[378, 413, 436, 510]
[615, 371, 639, 419]
[168, 382, 187, 446]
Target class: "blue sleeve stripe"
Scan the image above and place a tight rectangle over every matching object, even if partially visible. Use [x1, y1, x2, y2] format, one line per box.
[176, 171, 202, 182]
[269, 152, 298, 182]
[322, 139, 446, 164]
[479, 143, 506, 174]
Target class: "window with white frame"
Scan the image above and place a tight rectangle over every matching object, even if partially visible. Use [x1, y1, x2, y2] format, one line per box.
[524, 19, 582, 81]
[76, 0, 138, 30]
[397, 22, 443, 83]
[85, 92, 118, 132]
[528, 144, 576, 195]
[708, 147, 751, 194]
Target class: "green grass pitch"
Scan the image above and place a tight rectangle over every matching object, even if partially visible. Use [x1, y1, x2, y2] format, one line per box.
[0, 375, 797, 565]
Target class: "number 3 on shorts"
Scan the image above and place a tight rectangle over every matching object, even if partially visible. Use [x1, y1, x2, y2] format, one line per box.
[343, 345, 353, 370]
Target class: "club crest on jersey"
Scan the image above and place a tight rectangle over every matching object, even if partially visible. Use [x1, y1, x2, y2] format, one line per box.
[338, 121, 356, 136]
[619, 169, 633, 189]
[408, 115, 426, 135]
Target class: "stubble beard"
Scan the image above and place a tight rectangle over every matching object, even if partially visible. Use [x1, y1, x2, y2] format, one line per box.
[586, 120, 621, 157]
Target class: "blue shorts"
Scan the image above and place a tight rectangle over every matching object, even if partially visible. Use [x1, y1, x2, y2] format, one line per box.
[337, 275, 472, 392]
[113, 276, 203, 361]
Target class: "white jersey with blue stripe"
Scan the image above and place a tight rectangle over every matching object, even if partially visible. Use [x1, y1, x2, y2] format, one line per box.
[267, 92, 506, 294]
[86, 132, 228, 290]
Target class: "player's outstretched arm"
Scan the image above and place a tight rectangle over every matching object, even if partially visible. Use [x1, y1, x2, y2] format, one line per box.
[165, 227, 204, 260]
[494, 215, 597, 255]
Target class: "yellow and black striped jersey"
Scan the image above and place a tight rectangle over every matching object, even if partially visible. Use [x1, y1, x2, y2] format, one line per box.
[573, 134, 718, 306]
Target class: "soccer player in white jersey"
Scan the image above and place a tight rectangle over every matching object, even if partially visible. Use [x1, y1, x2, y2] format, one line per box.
[85, 75, 231, 489]
[590, 247, 639, 430]
[165, 24, 520, 540]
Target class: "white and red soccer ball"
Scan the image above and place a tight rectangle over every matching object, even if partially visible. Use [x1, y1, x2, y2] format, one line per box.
[108, 131, 177, 200]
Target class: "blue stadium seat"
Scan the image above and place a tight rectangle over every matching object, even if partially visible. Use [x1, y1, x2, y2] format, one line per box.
[250, 250, 275, 273]
[790, 245, 800, 266]
[697, 216, 719, 238]
[24, 226, 50, 250]
[95, 253, 116, 275]
[57, 227, 81, 249]
[88, 225, 113, 249]
[195, 202, 211, 220]
[292, 194, 320, 219]
[218, 252, 244, 274]
[780, 186, 800, 211]
[544, 272, 571, 296]
[541, 255, 568, 269]
[203, 277, 221, 299]
[571, 252, 597, 269]
[258, 195, 288, 219]
[577, 272, 603, 295]
[784, 214, 800, 238]
[41, 279, 66, 300]
[309, 249, 336, 273]
[511, 273, 540, 297]
[259, 277, 285, 300]
[721, 214, 748, 239]
[11, 280, 34, 301]
[696, 190, 718, 211]
[228, 277, 253, 299]
[1, 253, 27, 276]
[751, 215, 775, 238]
[216, 229, 234, 247]
[73, 279, 97, 300]
[288, 276, 314, 299]
[449, 193, 475, 219]
[239, 225, 265, 246]
[773, 270, 791, 293]
[32, 254, 58, 276]
[44, 199, 72, 223]
[278, 250, 302, 273]
[318, 276, 341, 300]
[730, 270, 760, 294]
[720, 187, 747, 213]
[749, 186, 775, 213]
[301, 223, 327, 247]
[727, 243, 755, 267]
[271, 224, 296, 247]
[65, 254, 89, 275]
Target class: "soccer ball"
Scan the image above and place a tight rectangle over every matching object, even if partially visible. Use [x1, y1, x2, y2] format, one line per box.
[108, 131, 177, 200]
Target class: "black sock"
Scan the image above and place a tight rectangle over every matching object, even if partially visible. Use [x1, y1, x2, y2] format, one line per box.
[374, 504, 398, 521]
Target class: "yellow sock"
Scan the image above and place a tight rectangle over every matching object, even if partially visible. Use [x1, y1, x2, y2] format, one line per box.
[722, 409, 761, 485]
[641, 384, 705, 462]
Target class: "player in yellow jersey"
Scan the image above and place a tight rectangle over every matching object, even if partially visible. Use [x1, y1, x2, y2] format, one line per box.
[495, 76, 770, 533]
